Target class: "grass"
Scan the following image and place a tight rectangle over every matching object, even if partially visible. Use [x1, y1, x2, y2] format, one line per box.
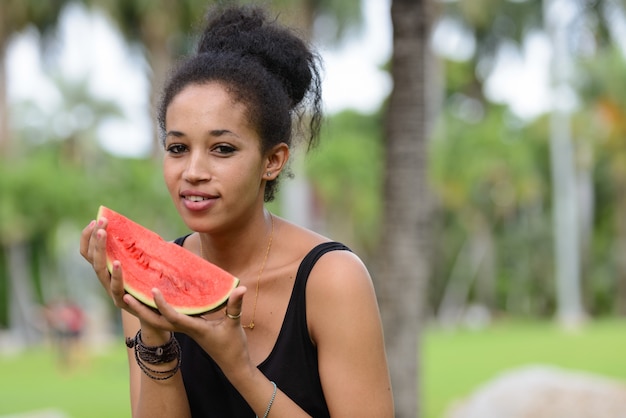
[423, 318, 626, 418]
[1, 319, 625, 417]
[0, 342, 131, 417]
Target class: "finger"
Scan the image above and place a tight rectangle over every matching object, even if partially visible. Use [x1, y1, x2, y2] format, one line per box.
[149, 288, 186, 330]
[152, 288, 178, 320]
[90, 217, 108, 255]
[109, 261, 127, 304]
[122, 292, 170, 329]
[79, 220, 96, 261]
[92, 227, 110, 281]
[224, 286, 246, 324]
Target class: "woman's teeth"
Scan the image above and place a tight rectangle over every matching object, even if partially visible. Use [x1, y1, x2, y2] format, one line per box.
[187, 196, 208, 202]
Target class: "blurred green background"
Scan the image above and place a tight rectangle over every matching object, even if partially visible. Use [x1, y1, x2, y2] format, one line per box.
[1, 319, 624, 417]
[1, 0, 626, 417]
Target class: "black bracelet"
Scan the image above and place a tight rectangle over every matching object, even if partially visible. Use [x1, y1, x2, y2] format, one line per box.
[126, 330, 180, 364]
[126, 330, 181, 380]
[134, 350, 181, 381]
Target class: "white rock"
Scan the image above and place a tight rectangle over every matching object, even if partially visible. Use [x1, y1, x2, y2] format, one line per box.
[446, 365, 626, 418]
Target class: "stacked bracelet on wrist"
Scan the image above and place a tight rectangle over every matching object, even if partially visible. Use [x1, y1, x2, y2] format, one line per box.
[125, 330, 181, 380]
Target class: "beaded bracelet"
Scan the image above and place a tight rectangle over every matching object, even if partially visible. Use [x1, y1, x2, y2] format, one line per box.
[126, 330, 181, 380]
[257, 381, 277, 418]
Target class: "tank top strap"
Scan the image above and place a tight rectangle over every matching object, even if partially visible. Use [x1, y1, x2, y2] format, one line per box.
[173, 234, 192, 247]
[290, 241, 351, 307]
[296, 242, 351, 281]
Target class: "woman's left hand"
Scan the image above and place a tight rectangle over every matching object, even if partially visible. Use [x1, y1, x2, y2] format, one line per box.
[123, 284, 252, 369]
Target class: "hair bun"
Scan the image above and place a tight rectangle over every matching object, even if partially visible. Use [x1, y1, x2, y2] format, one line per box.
[197, 5, 316, 107]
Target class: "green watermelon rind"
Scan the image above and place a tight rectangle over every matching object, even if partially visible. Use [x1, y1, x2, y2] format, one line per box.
[97, 206, 240, 316]
[105, 258, 239, 316]
[121, 269, 239, 316]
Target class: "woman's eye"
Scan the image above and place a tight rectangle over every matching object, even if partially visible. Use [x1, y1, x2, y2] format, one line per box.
[213, 144, 236, 155]
[166, 144, 187, 154]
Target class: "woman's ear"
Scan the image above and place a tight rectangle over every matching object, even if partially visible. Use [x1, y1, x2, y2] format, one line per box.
[263, 143, 289, 180]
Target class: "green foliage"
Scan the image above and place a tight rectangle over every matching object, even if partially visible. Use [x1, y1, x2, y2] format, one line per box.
[431, 103, 545, 218]
[0, 250, 7, 327]
[577, 45, 626, 109]
[442, 59, 480, 96]
[0, 142, 187, 327]
[0, 59, 189, 327]
[0, 145, 92, 244]
[305, 110, 383, 256]
[280, 0, 363, 40]
[0, 0, 70, 44]
[89, 155, 187, 239]
[444, 0, 542, 39]
[428, 102, 559, 315]
[84, 0, 208, 52]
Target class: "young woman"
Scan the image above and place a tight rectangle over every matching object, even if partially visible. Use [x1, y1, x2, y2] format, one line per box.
[81, 4, 393, 417]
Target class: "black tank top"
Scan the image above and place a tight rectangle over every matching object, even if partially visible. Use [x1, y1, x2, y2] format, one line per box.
[172, 239, 351, 417]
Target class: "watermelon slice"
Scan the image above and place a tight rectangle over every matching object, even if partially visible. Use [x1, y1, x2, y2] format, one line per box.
[97, 206, 239, 315]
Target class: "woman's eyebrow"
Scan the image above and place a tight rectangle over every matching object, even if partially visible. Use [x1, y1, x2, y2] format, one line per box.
[209, 129, 239, 138]
[165, 130, 185, 138]
[164, 129, 241, 139]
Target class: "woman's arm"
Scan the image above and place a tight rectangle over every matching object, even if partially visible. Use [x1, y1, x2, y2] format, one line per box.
[307, 250, 395, 417]
[122, 312, 141, 412]
[121, 311, 190, 418]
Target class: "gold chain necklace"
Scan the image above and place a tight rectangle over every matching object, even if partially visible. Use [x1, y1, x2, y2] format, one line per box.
[199, 213, 274, 330]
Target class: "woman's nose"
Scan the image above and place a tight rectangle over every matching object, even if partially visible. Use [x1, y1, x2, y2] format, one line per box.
[183, 152, 211, 183]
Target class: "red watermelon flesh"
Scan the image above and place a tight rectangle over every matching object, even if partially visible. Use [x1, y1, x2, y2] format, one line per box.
[97, 206, 239, 315]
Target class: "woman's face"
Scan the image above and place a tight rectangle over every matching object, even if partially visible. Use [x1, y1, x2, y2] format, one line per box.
[162, 82, 268, 232]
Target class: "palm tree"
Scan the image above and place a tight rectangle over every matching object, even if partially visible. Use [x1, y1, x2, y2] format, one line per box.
[0, 0, 74, 338]
[81, 0, 363, 157]
[376, 0, 435, 416]
[437, 0, 626, 325]
[78, 0, 206, 157]
[1, 70, 123, 337]
[543, 0, 586, 325]
[0, 1, 70, 155]
[577, 45, 626, 315]
[430, 103, 547, 322]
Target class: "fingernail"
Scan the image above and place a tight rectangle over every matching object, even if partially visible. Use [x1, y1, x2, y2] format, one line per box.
[97, 219, 104, 227]
[88, 220, 96, 228]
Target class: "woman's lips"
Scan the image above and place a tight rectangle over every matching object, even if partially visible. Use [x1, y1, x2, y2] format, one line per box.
[180, 192, 217, 211]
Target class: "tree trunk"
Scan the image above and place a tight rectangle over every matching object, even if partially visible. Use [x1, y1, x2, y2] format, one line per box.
[615, 177, 626, 315]
[7, 242, 40, 344]
[0, 40, 10, 156]
[377, 1, 434, 416]
[0, 2, 7, 155]
[544, 0, 586, 326]
[144, 35, 172, 159]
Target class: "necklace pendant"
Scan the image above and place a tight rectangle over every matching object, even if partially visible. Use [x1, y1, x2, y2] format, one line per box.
[246, 322, 255, 330]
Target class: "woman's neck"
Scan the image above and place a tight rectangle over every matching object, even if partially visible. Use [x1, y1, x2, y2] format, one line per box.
[197, 209, 275, 279]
